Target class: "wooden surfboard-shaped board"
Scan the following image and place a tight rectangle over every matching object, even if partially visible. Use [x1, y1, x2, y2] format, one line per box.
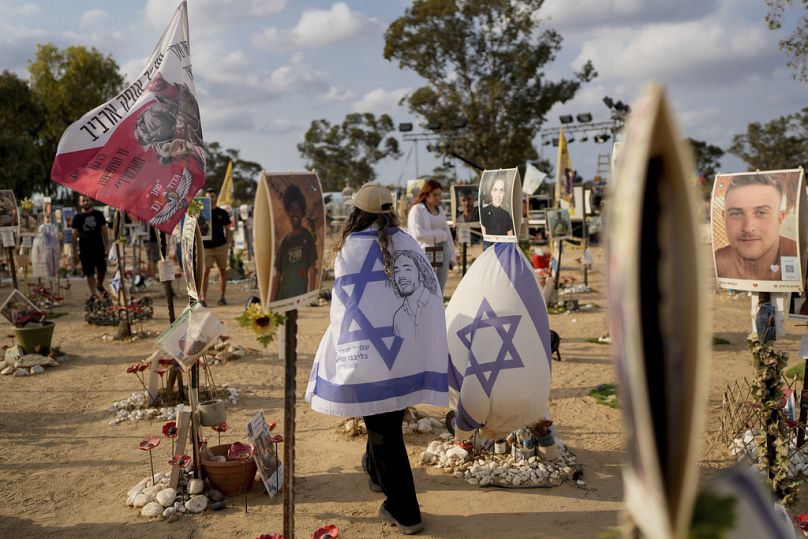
[607, 84, 710, 539]
[253, 171, 273, 308]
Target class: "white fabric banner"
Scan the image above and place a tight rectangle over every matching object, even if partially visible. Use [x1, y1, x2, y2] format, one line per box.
[306, 227, 449, 417]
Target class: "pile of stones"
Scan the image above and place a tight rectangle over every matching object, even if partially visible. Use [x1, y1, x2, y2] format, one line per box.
[107, 384, 239, 425]
[207, 339, 248, 364]
[340, 408, 444, 436]
[0, 345, 68, 377]
[420, 438, 584, 489]
[731, 429, 808, 479]
[126, 471, 226, 521]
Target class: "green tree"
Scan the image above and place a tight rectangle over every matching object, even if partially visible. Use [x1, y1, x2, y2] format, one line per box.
[28, 43, 124, 193]
[297, 112, 401, 192]
[0, 70, 46, 198]
[204, 142, 263, 204]
[766, 0, 808, 81]
[383, 0, 595, 173]
[686, 137, 724, 197]
[729, 107, 808, 171]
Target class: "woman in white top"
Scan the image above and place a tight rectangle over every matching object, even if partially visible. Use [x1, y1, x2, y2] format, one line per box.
[407, 179, 456, 292]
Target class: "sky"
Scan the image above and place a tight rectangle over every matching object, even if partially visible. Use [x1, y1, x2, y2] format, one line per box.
[0, 0, 805, 188]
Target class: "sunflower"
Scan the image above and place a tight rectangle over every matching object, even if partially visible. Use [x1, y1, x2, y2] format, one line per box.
[236, 304, 286, 348]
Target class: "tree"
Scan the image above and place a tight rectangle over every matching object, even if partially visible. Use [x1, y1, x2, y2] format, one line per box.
[297, 113, 401, 192]
[729, 107, 808, 171]
[766, 0, 808, 81]
[204, 142, 263, 204]
[0, 71, 46, 198]
[383, 0, 595, 173]
[687, 138, 724, 197]
[28, 43, 124, 194]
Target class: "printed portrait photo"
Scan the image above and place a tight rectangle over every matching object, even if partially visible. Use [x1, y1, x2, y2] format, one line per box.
[546, 208, 573, 242]
[479, 168, 519, 243]
[451, 185, 481, 227]
[711, 169, 805, 292]
[0, 191, 19, 230]
[265, 172, 325, 311]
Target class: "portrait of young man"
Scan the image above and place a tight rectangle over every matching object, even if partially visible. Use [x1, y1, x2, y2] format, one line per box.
[713, 172, 802, 286]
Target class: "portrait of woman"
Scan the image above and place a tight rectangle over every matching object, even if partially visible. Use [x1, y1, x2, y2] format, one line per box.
[479, 169, 516, 246]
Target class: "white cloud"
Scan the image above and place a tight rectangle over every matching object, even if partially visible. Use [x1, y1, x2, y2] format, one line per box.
[253, 2, 377, 50]
[352, 88, 410, 114]
[323, 85, 355, 102]
[262, 118, 305, 134]
[203, 106, 256, 131]
[145, 0, 287, 31]
[16, 3, 41, 15]
[540, 0, 718, 32]
[80, 9, 107, 28]
[571, 11, 780, 86]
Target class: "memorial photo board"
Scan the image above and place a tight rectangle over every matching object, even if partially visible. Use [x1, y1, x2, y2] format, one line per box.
[607, 85, 709, 539]
[479, 168, 520, 243]
[546, 208, 573, 242]
[254, 171, 325, 312]
[711, 168, 805, 293]
[451, 185, 481, 227]
[0, 191, 18, 230]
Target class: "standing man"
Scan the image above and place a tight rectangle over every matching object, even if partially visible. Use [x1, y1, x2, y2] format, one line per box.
[714, 174, 797, 281]
[71, 195, 109, 298]
[201, 188, 232, 306]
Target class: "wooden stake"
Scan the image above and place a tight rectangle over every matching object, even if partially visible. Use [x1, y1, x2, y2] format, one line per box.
[283, 309, 298, 539]
[169, 404, 192, 489]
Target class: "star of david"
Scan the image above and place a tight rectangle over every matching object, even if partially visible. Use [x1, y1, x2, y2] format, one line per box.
[334, 243, 403, 370]
[456, 298, 524, 396]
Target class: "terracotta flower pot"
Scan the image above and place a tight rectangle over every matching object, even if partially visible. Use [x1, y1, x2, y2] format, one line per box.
[201, 444, 257, 496]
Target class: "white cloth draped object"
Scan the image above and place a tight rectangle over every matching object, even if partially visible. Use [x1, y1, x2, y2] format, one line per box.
[445, 242, 552, 439]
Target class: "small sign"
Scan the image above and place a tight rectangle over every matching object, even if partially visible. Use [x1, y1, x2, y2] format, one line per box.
[457, 224, 471, 244]
[158, 260, 176, 282]
[21, 235, 32, 248]
[0, 229, 14, 247]
[424, 245, 443, 269]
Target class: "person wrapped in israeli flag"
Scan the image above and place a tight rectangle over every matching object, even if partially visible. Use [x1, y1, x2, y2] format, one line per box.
[445, 242, 552, 439]
[306, 182, 447, 534]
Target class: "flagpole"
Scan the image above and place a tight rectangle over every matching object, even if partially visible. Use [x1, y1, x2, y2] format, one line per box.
[113, 211, 132, 339]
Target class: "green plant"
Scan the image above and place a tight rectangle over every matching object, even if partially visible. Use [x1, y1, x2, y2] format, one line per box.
[689, 489, 737, 538]
[786, 362, 805, 380]
[747, 333, 800, 504]
[712, 336, 731, 346]
[589, 384, 619, 409]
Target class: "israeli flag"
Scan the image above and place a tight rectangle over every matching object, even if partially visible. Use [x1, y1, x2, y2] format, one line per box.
[110, 270, 122, 295]
[446, 242, 552, 439]
[306, 227, 449, 417]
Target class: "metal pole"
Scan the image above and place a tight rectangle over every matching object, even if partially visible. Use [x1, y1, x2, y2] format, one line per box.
[7, 247, 17, 290]
[462, 242, 467, 276]
[283, 309, 298, 539]
[113, 212, 132, 339]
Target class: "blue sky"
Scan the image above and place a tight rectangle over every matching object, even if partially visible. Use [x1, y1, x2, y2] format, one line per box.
[1, 0, 804, 187]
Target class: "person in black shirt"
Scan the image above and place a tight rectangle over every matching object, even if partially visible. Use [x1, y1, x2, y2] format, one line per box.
[201, 189, 232, 306]
[71, 195, 110, 297]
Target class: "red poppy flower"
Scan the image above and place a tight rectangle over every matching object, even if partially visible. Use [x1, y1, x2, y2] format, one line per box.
[162, 421, 178, 439]
[795, 514, 808, 529]
[453, 440, 473, 452]
[137, 363, 150, 372]
[256, 534, 283, 539]
[212, 422, 229, 433]
[266, 421, 277, 432]
[156, 368, 167, 377]
[168, 454, 192, 468]
[312, 524, 339, 539]
[227, 441, 255, 461]
[126, 364, 138, 374]
[158, 358, 174, 366]
[268, 434, 284, 444]
[138, 435, 160, 451]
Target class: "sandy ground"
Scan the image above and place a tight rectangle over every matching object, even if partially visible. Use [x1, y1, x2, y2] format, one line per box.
[0, 241, 806, 539]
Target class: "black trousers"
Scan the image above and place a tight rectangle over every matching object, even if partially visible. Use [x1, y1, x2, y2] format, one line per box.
[363, 409, 422, 526]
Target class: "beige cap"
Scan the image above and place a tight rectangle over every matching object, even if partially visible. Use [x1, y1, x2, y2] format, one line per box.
[352, 183, 394, 214]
